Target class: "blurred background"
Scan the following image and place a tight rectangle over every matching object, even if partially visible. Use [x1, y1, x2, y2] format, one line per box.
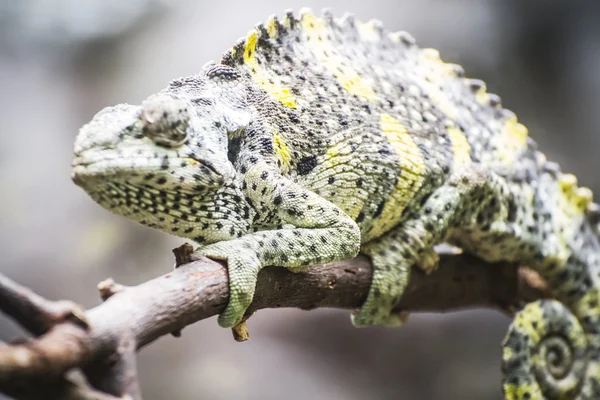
[1, 1, 599, 399]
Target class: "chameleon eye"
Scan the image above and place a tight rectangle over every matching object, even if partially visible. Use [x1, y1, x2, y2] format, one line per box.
[141, 95, 190, 147]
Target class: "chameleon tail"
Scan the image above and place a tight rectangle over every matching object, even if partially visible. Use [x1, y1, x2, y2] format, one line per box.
[502, 300, 593, 399]
[502, 179, 600, 398]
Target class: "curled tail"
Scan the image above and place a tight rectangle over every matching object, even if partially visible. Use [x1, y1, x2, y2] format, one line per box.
[502, 159, 600, 400]
[502, 300, 597, 399]
[502, 197, 600, 399]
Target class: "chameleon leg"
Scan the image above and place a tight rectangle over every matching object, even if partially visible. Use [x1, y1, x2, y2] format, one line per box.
[353, 166, 510, 327]
[199, 164, 361, 328]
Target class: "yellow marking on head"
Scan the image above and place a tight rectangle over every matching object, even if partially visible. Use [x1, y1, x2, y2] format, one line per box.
[186, 158, 200, 167]
[266, 16, 278, 38]
[495, 116, 528, 163]
[502, 383, 542, 400]
[300, 13, 377, 101]
[446, 127, 472, 170]
[356, 20, 380, 42]
[367, 114, 426, 239]
[243, 30, 296, 108]
[273, 131, 291, 171]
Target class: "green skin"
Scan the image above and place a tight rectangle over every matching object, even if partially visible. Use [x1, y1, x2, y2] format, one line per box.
[72, 10, 600, 399]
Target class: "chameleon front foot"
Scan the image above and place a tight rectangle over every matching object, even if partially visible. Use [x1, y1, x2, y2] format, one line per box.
[351, 248, 411, 327]
[197, 242, 261, 328]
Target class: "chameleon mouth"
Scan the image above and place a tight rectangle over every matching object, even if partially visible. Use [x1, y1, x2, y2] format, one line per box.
[71, 156, 149, 186]
[71, 150, 229, 190]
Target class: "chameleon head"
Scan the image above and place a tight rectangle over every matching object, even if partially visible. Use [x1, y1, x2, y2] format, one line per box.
[71, 76, 244, 230]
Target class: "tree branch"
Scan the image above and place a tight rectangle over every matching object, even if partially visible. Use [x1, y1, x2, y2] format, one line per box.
[0, 247, 549, 399]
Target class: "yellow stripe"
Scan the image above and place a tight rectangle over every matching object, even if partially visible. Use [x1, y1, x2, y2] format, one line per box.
[419, 49, 458, 120]
[266, 16, 278, 38]
[446, 127, 472, 170]
[273, 131, 291, 171]
[243, 31, 296, 108]
[495, 116, 528, 163]
[475, 87, 489, 104]
[301, 12, 377, 101]
[367, 114, 426, 239]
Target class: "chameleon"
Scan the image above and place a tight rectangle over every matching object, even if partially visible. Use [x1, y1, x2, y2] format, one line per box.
[71, 9, 600, 399]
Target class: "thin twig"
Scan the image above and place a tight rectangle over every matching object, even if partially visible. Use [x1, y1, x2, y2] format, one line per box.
[0, 249, 548, 399]
[0, 274, 88, 336]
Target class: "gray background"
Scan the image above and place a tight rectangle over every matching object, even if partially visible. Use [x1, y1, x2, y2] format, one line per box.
[1, 1, 599, 399]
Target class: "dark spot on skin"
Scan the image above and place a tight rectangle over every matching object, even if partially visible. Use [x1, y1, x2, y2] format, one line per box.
[261, 171, 269, 180]
[274, 195, 282, 205]
[356, 212, 365, 223]
[297, 155, 318, 175]
[184, 227, 193, 233]
[156, 177, 167, 185]
[374, 201, 385, 218]
[161, 156, 169, 170]
[328, 176, 335, 184]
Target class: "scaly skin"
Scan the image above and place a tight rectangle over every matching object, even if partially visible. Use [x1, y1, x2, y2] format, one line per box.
[72, 9, 600, 399]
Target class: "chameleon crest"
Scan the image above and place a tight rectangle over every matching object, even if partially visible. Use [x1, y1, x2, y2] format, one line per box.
[72, 9, 600, 399]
